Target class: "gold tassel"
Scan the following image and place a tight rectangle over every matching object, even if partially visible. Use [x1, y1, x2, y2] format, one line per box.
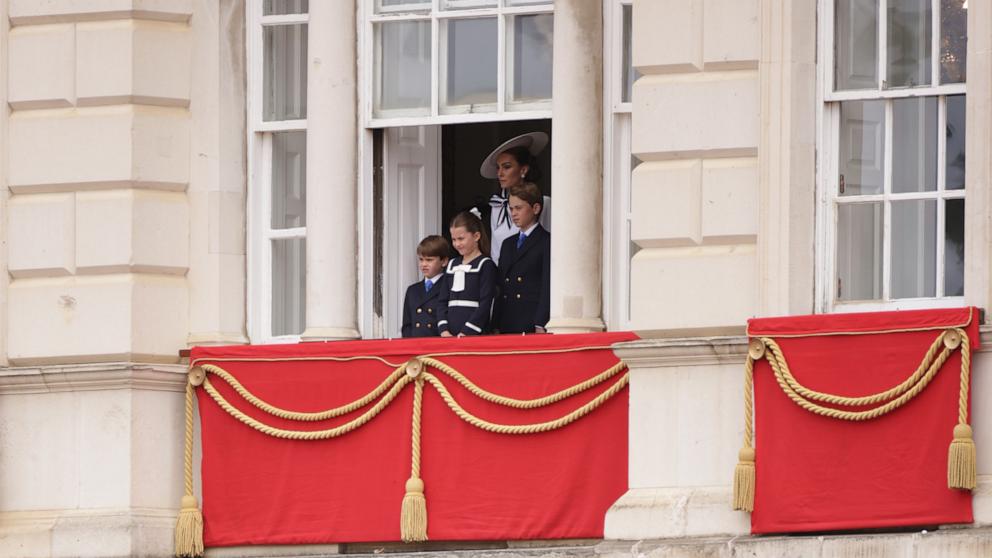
[948, 423, 976, 490]
[400, 477, 428, 542]
[733, 447, 755, 512]
[174, 494, 204, 558]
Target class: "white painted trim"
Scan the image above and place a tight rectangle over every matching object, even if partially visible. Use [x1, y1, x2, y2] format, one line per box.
[246, 2, 309, 344]
[602, 0, 634, 331]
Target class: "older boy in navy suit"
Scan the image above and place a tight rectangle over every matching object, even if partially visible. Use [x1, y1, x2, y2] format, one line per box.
[494, 182, 550, 334]
[402, 235, 450, 338]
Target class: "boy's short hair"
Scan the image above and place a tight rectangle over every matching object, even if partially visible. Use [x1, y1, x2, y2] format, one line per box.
[508, 182, 543, 208]
[417, 235, 451, 258]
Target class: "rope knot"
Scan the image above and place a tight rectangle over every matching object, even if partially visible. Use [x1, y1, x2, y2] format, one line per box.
[188, 367, 205, 387]
[405, 358, 425, 379]
[405, 477, 424, 495]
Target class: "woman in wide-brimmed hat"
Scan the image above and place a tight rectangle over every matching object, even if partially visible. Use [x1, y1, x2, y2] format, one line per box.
[478, 132, 552, 264]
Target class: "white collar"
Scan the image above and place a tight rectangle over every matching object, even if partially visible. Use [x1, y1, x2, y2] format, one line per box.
[519, 222, 539, 236]
[426, 273, 443, 284]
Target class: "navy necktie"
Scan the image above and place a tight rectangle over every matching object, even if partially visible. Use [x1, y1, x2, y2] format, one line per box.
[516, 233, 527, 249]
[425, 279, 433, 293]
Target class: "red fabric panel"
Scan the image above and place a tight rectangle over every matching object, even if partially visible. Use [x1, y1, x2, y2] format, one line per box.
[747, 306, 975, 337]
[191, 332, 636, 547]
[749, 308, 978, 534]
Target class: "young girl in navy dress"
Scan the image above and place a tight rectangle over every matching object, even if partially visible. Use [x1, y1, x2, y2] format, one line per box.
[438, 211, 498, 337]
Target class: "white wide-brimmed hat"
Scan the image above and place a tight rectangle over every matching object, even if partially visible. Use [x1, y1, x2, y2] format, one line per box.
[479, 132, 549, 179]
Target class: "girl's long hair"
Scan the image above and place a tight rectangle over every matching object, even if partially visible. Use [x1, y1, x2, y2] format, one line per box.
[450, 210, 491, 257]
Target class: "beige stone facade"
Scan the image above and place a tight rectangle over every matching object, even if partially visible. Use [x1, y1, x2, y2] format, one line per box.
[1, 1, 990, 557]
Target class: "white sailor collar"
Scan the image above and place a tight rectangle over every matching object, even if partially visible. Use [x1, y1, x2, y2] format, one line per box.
[446, 255, 492, 274]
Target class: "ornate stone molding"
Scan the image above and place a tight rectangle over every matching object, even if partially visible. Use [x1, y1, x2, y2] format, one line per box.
[0, 362, 186, 395]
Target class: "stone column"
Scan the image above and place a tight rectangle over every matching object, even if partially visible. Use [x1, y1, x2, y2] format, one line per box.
[187, 0, 250, 347]
[964, 1, 992, 315]
[300, 1, 360, 341]
[546, 0, 606, 334]
[756, 0, 816, 316]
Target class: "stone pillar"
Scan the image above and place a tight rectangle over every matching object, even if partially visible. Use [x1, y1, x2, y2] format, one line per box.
[187, 0, 249, 347]
[964, 1, 992, 315]
[300, 1, 360, 341]
[546, 0, 606, 334]
[756, 0, 816, 316]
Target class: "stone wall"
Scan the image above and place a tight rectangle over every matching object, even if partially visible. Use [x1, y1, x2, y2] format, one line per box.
[628, 0, 760, 330]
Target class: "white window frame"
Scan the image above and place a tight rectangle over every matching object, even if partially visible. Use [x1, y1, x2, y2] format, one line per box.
[815, 0, 966, 313]
[362, 0, 554, 128]
[246, 1, 309, 343]
[603, 0, 635, 330]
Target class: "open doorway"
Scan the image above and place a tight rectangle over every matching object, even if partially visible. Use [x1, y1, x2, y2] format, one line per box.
[375, 119, 552, 338]
[441, 120, 552, 234]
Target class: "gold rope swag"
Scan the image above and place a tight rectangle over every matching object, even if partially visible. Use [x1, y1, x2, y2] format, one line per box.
[174, 352, 629, 557]
[732, 327, 975, 513]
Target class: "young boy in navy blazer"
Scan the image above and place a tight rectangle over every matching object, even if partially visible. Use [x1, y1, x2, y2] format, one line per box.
[402, 235, 450, 338]
[494, 182, 550, 334]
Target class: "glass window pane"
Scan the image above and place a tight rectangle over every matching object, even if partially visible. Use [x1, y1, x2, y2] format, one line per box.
[375, 21, 431, 115]
[945, 198, 965, 296]
[443, 18, 497, 112]
[376, 0, 430, 14]
[946, 95, 966, 190]
[891, 199, 937, 299]
[264, 0, 307, 15]
[510, 14, 553, 104]
[272, 131, 306, 229]
[887, 0, 932, 88]
[272, 238, 306, 336]
[622, 4, 640, 103]
[264, 24, 307, 121]
[892, 97, 937, 193]
[837, 203, 883, 301]
[441, 0, 496, 9]
[940, 0, 967, 83]
[835, 0, 879, 90]
[839, 100, 885, 196]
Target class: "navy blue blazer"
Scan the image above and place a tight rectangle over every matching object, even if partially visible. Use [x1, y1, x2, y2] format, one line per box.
[438, 254, 497, 336]
[494, 224, 550, 333]
[401, 278, 446, 338]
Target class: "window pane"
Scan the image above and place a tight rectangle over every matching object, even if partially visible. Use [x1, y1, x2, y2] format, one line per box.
[891, 199, 937, 299]
[887, 0, 932, 88]
[272, 131, 306, 229]
[940, 0, 967, 83]
[946, 95, 966, 190]
[835, 0, 878, 90]
[443, 18, 497, 111]
[264, 0, 307, 15]
[510, 14, 553, 104]
[837, 203, 883, 301]
[945, 198, 965, 296]
[376, 0, 430, 13]
[622, 4, 640, 103]
[441, 0, 496, 9]
[375, 21, 431, 115]
[272, 238, 306, 336]
[264, 24, 307, 121]
[839, 100, 885, 196]
[892, 97, 937, 193]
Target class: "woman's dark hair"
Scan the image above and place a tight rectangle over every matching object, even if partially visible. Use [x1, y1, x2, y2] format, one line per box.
[501, 146, 544, 184]
[449, 211, 491, 257]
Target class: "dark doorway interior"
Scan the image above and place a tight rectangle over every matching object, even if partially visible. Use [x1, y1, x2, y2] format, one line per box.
[440, 120, 552, 237]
